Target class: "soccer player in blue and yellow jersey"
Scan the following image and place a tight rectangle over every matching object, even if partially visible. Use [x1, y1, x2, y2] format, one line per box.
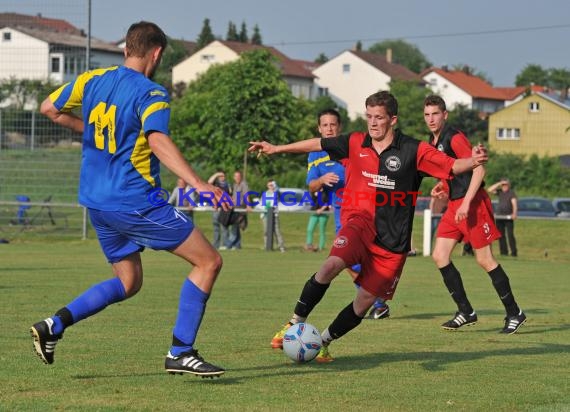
[30, 21, 226, 377]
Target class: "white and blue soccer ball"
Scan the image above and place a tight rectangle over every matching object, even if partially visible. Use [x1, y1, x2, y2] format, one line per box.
[282, 322, 322, 363]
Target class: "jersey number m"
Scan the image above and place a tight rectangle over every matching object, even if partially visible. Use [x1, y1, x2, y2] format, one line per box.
[89, 102, 117, 154]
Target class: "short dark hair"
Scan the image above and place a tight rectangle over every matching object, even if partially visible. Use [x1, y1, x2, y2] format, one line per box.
[317, 108, 341, 125]
[125, 21, 167, 58]
[424, 95, 447, 112]
[365, 91, 398, 117]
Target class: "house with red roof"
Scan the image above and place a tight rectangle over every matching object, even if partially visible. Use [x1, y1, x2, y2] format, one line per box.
[172, 40, 315, 99]
[312, 49, 422, 119]
[422, 66, 510, 116]
[0, 12, 122, 87]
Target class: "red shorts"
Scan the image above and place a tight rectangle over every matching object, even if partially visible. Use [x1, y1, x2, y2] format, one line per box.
[437, 188, 501, 249]
[329, 212, 407, 300]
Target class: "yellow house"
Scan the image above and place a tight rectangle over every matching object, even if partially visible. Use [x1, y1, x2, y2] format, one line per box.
[488, 92, 570, 157]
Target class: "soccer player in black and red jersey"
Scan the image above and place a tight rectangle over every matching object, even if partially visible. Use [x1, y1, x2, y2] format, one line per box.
[424, 95, 526, 334]
[249, 91, 488, 361]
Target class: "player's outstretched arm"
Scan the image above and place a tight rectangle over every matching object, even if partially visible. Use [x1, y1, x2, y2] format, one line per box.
[248, 138, 322, 157]
[148, 132, 228, 209]
[40, 97, 84, 133]
[451, 143, 488, 175]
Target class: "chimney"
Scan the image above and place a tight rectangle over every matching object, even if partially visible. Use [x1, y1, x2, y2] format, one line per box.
[386, 48, 392, 63]
[442, 65, 448, 72]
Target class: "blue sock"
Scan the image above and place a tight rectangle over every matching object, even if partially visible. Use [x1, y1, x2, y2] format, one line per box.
[170, 279, 209, 356]
[57, 277, 126, 334]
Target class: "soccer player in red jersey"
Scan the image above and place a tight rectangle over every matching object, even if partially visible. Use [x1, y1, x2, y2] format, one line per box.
[424, 95, 526, 334]
[249, 91, 488, 361]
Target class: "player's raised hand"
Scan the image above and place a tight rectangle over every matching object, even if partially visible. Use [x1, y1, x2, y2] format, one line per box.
[194, 182, 231, 211]
[248, 141, 277, 158]
[472, 143, 488, 166]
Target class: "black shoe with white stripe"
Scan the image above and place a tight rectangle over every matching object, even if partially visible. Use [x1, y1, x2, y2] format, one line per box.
[165, 349, 225, 378]
[500, 310, 527, 334]
[441, 311, 478, 330]
[30, 318, 62, 365]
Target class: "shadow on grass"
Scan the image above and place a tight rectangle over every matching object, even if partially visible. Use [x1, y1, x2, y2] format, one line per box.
[396, 307, 550, 320]
[70, 340, 569, 384]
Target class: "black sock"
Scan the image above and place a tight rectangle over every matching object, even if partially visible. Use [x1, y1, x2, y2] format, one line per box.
[488, 265, 519, 316]
[294, 274, 330, 318]
[327, 302, 363, 340]
[55, 307, 74, 328]
[439, 262, 474, 314]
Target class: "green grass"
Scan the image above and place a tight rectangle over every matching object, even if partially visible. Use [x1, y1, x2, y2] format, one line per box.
[1, 214, 569, 411]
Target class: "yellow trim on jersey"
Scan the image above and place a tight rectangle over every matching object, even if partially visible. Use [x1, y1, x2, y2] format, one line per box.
[141, 102, 169, 126]
[130, 130, 155, 186]
[49, 83, 69, 103]
[307, 154, 331, 171]
[55, 67, 119, 112]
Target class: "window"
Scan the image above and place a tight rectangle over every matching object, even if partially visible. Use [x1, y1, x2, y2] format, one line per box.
[3, 32, 11, 41]
[496, 128, 520, 140]
[51, 57, 61, 73]
[342, 64, 350, 74]
[317, 87, 329, 97]
[201, 54, 215, 62]
[529, 101, 540, 112]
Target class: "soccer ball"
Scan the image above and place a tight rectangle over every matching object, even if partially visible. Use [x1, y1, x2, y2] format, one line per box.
[282, 322, 322, 363]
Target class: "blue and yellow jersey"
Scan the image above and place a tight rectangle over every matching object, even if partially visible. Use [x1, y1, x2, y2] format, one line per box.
[306, 150, 346, 207]
[50, 66, 170, 211]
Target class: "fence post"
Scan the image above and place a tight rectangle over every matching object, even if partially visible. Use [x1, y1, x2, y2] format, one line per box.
[0, 109, 2, 153]
[82, 207, 88, 240]
[31, 111, 35, 151]
[423, 208, 432, 256]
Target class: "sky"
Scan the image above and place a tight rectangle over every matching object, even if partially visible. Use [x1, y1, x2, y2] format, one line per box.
[4, 0, 569, 86]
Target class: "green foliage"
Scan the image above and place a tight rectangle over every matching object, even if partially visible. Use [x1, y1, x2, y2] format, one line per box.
[389, 80, 429, 138]
[447, 104, 488, 143]
[485, 151, 570, 196]
[368, 39, 431, 73]
[314, 53, 328, 64]
[251, 24, 262, 45]
[196, 18, 215, 50]
[226, 21, 239, 41]
[170, 50, 303, 180]
[515, 63, 549, 87]
[548, 68, 570, 99]
[239, 21, 248, 43]
[153, 38, 192, 91]
[0, 77, 60, 109]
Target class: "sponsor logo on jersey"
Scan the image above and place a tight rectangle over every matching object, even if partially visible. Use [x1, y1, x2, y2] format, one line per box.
[333, 236, 349, 248]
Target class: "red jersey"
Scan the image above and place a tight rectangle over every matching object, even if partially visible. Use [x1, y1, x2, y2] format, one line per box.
[322, 130, 456, 253]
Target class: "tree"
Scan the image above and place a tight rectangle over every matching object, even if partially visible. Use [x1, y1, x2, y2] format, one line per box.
[170, 50, 303, 178]
[226, 21, 239, 41]
[548, 68, 570, 100]
[515, 64, 549, 87]
[153, 38, 191, 91]
[251, 24, 262, 45]
[447, 104, 488, 143]
[0, 77, 58, 109]
[196, 18, 215, 50]
[238, 21, 248, 43]
[368, 39, 431, 73]
[314, 53, 328, 64]
[355, 41, 362, 51]
[388, 79, 429, 138]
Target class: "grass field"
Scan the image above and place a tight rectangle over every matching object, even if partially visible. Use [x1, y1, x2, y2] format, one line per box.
[1, 213, 569, 411]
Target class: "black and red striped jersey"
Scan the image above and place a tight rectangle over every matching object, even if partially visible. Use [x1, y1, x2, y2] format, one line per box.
[322, 129, 456, 253]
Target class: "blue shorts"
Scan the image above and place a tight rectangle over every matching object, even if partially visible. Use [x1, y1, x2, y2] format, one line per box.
[89, 205, 194, 263]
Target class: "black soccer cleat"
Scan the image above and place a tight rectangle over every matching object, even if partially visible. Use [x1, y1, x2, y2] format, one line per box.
[366, 304, 390, 320]
[500, 310, 527, 334]
[30, 318, 62, 365]
[165, 349, 225, 378]
[441, 311, 478, 330]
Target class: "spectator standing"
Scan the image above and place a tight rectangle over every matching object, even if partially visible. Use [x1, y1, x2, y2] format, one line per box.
[487, 179, 518, 257]
[169, 177, 195, 218]
[227, 170, 250, 250]
[208, 170, 231, 250]
[261, 180, 286, 252]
